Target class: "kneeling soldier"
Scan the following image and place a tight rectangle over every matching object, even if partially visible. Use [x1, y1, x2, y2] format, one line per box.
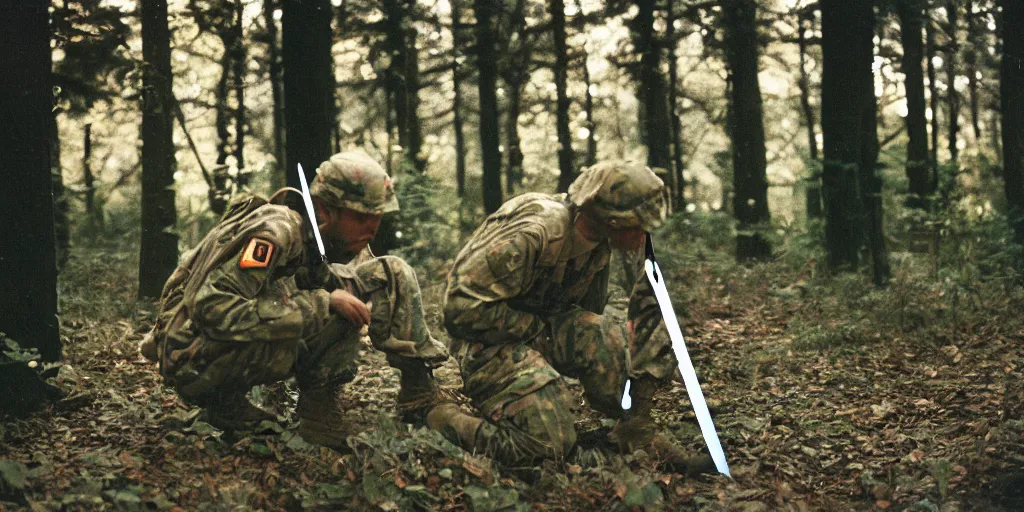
[141, 151, 449, 449]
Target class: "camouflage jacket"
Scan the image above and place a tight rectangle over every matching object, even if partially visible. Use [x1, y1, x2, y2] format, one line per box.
[444, 193, 642, 348]
[150, 197, 339, 377]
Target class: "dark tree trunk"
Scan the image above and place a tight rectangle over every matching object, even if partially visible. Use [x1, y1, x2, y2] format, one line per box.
[632, 0, 672, 176]
[897, 0, 931, 209]
[0, 0, 60, 361]
[282, 0, 334, 191]
[797, 8, 823, 219]
[666, 0, 685, 211]
[215, 35, 233, 168]
[581, 46, 598, 168]
[552, 0, 576, 193]
[51, 113, 69, 268]
[474, 0, 503, 213]
[858, 14, 890, 286]
[821, 0, 870, 272]
[383, 0, 425, 173]
[233, 0, 247, 187]
[264, 0, 285, 184]
[724, 0, 771, 261]
[83, 123, 102, 230]
[503, 0, 528, 194]
[1001, 0, 1024, 246]
[965, 0, 982, 142]
[926, 12, 940, 189]
[451, 0, 467, 198]
[139, 0, 180, 299]
[945, 0, 960, 165]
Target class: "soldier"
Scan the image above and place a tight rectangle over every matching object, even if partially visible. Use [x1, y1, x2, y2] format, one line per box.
[140, 151, 449, 449]
[428, 160, 714, 474]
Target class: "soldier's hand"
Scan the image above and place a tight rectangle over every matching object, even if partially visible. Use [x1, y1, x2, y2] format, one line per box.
[329, 289, 372, 326]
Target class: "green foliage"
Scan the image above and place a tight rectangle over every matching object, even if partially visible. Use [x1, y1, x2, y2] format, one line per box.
[388, 170, 464, 268]
[51, 0, 133, 114]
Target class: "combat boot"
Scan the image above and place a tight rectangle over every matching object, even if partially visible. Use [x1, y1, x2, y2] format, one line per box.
[296, 383, 351, 451]
[426, 403, 484, 449]
[392, 358, 454, 425]
[202, 392, 276, 431]
[609, 377, 716, 476]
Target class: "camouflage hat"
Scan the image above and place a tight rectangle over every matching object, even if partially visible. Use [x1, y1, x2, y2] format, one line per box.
[310, 151, 399, 214]
[567, 160, 668, 231]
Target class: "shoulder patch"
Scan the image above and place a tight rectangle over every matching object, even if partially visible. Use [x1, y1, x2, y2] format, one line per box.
[240, 237, 275, 269]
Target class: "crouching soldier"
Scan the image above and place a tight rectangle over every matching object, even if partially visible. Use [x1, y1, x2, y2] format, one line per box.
[140, 151, 450, 449]
[427, 161, 714, 474]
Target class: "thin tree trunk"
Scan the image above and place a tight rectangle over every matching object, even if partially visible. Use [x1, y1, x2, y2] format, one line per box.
[474, 0, 503, 213]
[965, 0, 982, 142]
[51, 113, 69, 267]
[551, 0, 576, 192]
[1000, 0, 1024, 246]
[798, 8, 823, 219]
[263, 0, 285, 185]
[383, 0, 425, 173]
[821, 0, 869, 271]
[666, 0, 685, 211]
[0, 0, 60, 361]
[574, 0, 596, 168]
[505, 81, 523, 194]
[233, 0, 247, 187]
[450, 0, 467, 197]
[215, 37, 232, 168]
[83, 123, 102, 229]
[139, 0, 180, 299]
[632, 0, 672, 176]
[859, 12, 890, 286]
[724, 0, 771, 261]
[898, 0, 931, 209]
[926, 12, 940, 190]
[282, 0, 334, 192]
[945, 0, 960, 165]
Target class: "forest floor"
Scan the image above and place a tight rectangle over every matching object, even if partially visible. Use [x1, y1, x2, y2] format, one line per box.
[2, 233, 1024, 511]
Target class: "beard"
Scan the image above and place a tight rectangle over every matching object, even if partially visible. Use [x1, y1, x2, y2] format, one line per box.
[322, 235, 361, 264]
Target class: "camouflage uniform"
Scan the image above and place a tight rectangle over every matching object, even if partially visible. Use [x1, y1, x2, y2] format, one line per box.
[435, 161, 684, 466]
[142, 151, 447, 436]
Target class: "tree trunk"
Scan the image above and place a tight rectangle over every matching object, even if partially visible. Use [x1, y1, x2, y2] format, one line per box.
[724, 0, 771, 261]
[282, 0, 334, 191]
[797, 8, 823, 219]
[0, 0, 60, 361]
[139, 0, 180, 299]
[383, 0, 425, 173]
[1001, 0, 1024, 246]
[551, 0, 576, 192]
[926, 12, 940, 190]
[52, 112, 69, 268]
[474, 0, 503, 213]
[945, 0, 960, 165]
[632, 0, 672, 176]
[233, 0, 247, 187]
[858, 11, 890, 286]
[897, 0, 931, 209]
[503, 0, 528, 194]
[505, 80, 524, 194]
[666, 0, 685, 211]
[821, 0, 870, 272]
[83, 123, 102, 230]
[965, 0, 982, 143]
[264, 0, 285, 185]
[451, 0, 467, 198]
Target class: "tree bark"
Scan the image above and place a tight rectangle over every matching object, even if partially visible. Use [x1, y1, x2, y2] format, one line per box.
[631, 0, 672, 176]
[1000, 0, 1024, 246]
[451, 0, 467, 198]
[821, 0, 870, 272]
[925, 12, 940, 190]
[263, 0, 285, 184]
[139, 0, 180, 299]
[474, 0, 503, 213]
[282, 0, 334, 191]
[551, 0, 576, 192]
[724, 0, 771, 261]
[858, 11, 890, 286]
[0, 0, 60, 361]
[52, 112, 69, 268]
[797, 8, 823, 219]
[666, 0, 685, 211]
[897, 0, 931, 209]
[965, 0, 982, 143]
[945, 0, 960, 165]
[383, 0, 425, 173]
[233, 0, 247, 187]
[83, 123, 102, 230]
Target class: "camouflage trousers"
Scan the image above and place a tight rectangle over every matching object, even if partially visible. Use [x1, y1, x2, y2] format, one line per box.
[455, 304, 677, 465]
[170, 256, 448, 405]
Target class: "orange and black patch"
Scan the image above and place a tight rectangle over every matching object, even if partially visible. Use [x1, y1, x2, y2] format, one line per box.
[240, 237, 274, 269]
